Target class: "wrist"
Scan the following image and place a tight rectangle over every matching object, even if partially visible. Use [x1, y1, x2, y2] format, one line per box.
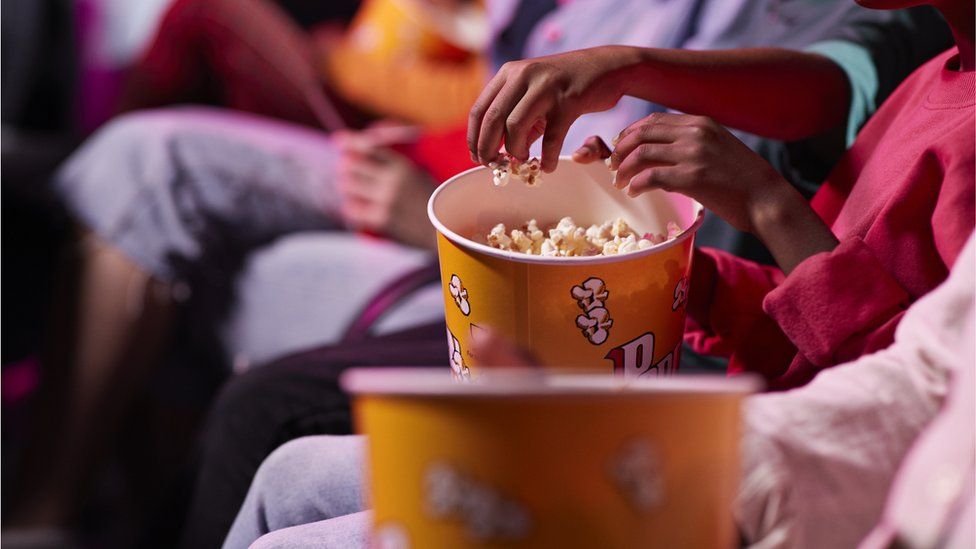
[596, 46, 652, 99]
[746, 172, 839, 274]
[746, 173, 803, 236]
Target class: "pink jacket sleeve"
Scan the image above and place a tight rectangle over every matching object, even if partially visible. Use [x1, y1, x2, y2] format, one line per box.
[684, 247, 785, 359]
[762, 237, 912, 369]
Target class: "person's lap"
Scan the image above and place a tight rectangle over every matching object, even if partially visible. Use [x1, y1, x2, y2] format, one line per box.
[249, 511, 373, 549]
[55, 106, 445, 364]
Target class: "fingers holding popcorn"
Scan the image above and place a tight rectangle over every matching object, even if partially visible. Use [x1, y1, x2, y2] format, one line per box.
[468, 48, 635, 171]
[602, 113, 788, 232]
[476, 76, 531, 165]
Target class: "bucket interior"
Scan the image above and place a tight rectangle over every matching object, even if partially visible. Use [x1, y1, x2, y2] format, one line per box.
[430, 157, 703, 249]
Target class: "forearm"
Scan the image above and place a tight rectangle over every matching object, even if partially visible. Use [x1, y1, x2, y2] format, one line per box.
[606, 46, 850, 141]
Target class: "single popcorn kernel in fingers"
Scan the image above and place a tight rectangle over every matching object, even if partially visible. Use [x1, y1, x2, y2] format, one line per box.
[488, 153, 543, 187]
[492, 168, 509, 187]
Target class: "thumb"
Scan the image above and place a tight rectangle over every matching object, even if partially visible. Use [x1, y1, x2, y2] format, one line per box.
[470, 329, 539, 367]
[571, 135, 612, 164]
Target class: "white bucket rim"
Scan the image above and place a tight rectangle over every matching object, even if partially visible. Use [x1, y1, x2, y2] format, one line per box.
[341, 367, 761, 397]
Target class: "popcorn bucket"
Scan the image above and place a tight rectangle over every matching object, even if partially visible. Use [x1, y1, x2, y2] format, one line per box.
[427, 157, 705, 377]
[343, 0, 488, 62]
[342, 368, 758, 548]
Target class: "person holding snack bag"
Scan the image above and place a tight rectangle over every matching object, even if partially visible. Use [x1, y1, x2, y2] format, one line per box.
[467, 0, 974, 389]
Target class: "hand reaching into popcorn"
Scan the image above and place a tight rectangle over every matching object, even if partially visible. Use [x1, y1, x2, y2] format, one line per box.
[570, 119, 836, 273]
[467, 45, 849, 172]
[335, 130, 437, 251]
[467, 46, 850, 273]
[573, 115, 796, 234]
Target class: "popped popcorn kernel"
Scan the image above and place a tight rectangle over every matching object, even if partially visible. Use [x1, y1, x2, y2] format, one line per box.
[488, 153, 543, 187]
[482, 217, 683, 257]
[602, 239, 619, 255]
[610, 218, 632, 238]
[487, 223, 512, 249]
[509, 229, 534, 253]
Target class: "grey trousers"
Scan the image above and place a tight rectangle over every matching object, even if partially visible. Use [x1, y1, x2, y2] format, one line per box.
[55, 107, 444, 366]
[222, 435, 370, 549]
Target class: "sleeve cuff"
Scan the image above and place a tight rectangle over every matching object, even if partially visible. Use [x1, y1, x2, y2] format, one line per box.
[763, 238, 910, 367]
[685, 247, 784, 358]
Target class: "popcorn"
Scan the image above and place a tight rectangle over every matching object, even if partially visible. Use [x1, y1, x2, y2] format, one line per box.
[509, 229, 535, 254]
[484, 217, 682, 257]
[642, 222, 683, 245]
[487, 224, 512, 249]
[489, 153, 542, 187]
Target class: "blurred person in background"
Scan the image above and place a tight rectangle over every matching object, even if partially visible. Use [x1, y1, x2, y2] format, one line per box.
[117, 0, 488, 130]
[5, 0, 486, 546]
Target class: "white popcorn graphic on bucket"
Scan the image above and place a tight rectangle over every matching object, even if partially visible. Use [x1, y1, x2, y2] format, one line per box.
[672, 276, 689, 311]
[607, 439, 665, 514]
[424, 462, 532, 541]
[448, 274, 471, 316]
[572, 277, 613, 345]
[447, 329, 471, 381]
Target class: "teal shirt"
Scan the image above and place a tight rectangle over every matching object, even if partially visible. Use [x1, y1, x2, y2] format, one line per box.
[807, 40, 880, 148]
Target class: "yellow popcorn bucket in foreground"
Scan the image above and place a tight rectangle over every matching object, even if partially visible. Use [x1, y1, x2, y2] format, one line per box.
[342, 368, 758, 548]
[427, 157, 705, 377]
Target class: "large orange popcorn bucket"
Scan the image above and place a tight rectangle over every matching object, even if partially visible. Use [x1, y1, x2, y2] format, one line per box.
[342, 368, 758, 548]
[427, 157, 705, 377]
